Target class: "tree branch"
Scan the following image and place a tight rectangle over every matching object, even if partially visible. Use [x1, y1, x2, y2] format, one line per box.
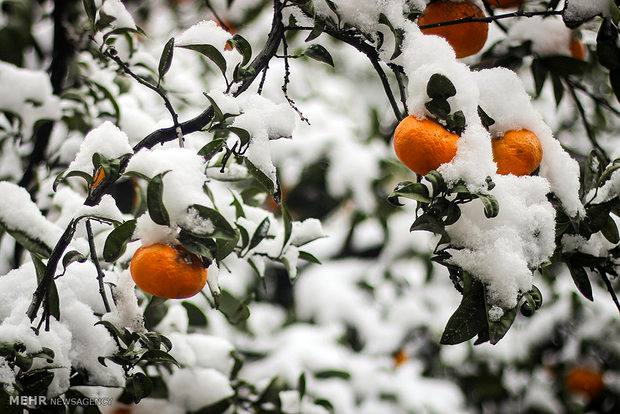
[86, 220, 111, 313]
[418, 9, 563, 30]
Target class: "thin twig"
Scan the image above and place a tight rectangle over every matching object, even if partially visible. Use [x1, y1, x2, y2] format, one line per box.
[565, 77, 620, 117]
[205, 0, 231, 32]
[281, 34, 310, 125]
[566, 79, 609, 162]
[258, 64, 269, 94]
[600, 271, 620, 315]
[388, 63, 408, 115]
[86, 220, 112, 313]
[418, 9, 563, 30]
[103, 47, 184, 146]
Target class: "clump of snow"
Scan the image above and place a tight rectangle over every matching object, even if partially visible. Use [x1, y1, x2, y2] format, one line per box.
[0, 181, 64, 251]
[0, 261, 131, 396]
[133, 213, 178, 246]
[509, 16, 573, 57]
[76, 194, 125, 223]
[488, 305, 504, 322]
[0, 61, 61, 137]
[563, 0, 610, 27]
[67, 121, 133, 174]
[100, 0, 136, 30]
[126, 147, 211, 230]
[291, 218, 326, 246]
[474, 68, 584, 217]
[447, 175, 556, 308]
[176, 19, 233, 49]
[232, 94, 297, 184]
[180, 207, 215, 236]
[167, 368, 234, 412]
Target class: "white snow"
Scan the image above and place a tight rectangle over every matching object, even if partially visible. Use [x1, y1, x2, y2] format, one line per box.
[67, 121, 133, 174]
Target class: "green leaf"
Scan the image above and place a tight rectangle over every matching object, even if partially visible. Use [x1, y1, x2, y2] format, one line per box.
[103, 219, 137, 262]
[178, 231, 216, 262]
[551, 73, 564, 106]
[478, 194, 499, 218]
[602, 215, 620, 244]
[597, 18, 620, 71]
[477, 106, 495, 129]
[147, 172, 170, 226]
[282, 206, 293, 250]
[215, 290, 250, 325]
[304, 44, 334, 67]
[124, 372, 153, 404]
[388, 181, 431, 204]
[194, 398, 232, 414]
[306, 17, 325, 42]
[139, 349, 180, 367]
[245, 159, 276, 194]
[181, 301, 208, 327]
[426, 73, 456, 99]
[48, 280, 61, 320]
[203, 93, 224, 120]
[0, 224, 51, 259]
[228, 126, 251, 147]
[314, 369, 350, 380]
[158, 38, 175, 82]
[82, 0, 96, 24]
[299, 250, 321, 264]
[144, 296, 168, 330]
[531, 59, 548, 96]
[446, 110, 466, 134]
[410, 213, 446, 236]
[425, 98, 451, 120]
[216, 229, 239, 261]
[485, 302, 517, 345]
[232, 34, 252, 66]
[186, 204, 237, 240]
[425, 170, 447, 196]
[62, 250, 87, 271]
[378, 13, 404, 59]
[198, 138, 226, 161]
[179, 44, 227, 76]
[298, 372, 306, 400]
[247, 217, 270, 252]
[568, 265, 593, 301]
[440, 276, 487, 345]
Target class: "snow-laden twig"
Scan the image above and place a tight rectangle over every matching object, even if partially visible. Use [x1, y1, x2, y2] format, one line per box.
[85, 219, 111, 313]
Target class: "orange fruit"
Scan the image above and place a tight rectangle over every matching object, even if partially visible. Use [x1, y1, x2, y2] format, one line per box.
[130, 244, 208, 299]
[492, 130, 543, 176]
[419, 1, 489, 58]
[393, 116, 459, 176]
[393, 349, 409, 368]
[565, 367, 605, 400]
[90, 167, 105, 192]
[570, 38, 586, 61]
[485, 0, 523, 8]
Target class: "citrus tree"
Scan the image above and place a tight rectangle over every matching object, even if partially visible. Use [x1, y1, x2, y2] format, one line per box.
[0, 0, 619, 413]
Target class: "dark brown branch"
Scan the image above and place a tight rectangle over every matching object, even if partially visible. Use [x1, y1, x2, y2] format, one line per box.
[86, 220, 111, 313]
[418, 9, 563, 30]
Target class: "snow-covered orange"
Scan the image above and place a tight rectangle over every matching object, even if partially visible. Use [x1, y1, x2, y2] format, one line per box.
[492, 130, 543, 176]
[419, 0, 489, 58]
[130, 244, 207, 299]
[393, 116, 458, 176]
